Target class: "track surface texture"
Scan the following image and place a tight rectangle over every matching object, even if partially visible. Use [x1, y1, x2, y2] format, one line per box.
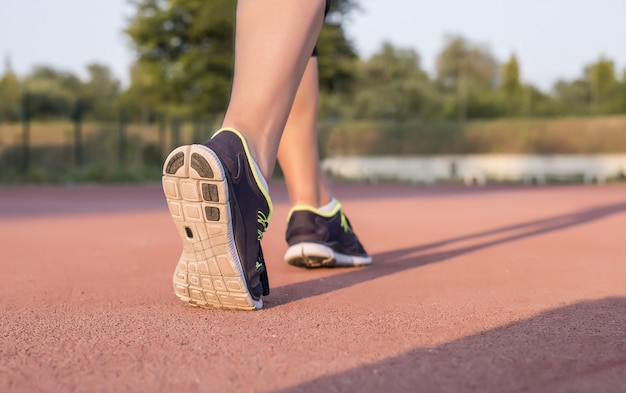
[1, 183, 625, 393]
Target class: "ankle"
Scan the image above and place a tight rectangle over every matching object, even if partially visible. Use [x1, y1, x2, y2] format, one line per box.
[245, 141, 273, 181]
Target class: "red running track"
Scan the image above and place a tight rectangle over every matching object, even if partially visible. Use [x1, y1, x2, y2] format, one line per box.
[1, 182, 625, 392]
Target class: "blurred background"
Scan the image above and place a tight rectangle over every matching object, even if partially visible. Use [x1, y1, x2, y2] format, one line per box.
[1, 0, 626, 184]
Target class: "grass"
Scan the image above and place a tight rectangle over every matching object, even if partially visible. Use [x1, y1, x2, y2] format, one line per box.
[323, 116, 626, 156]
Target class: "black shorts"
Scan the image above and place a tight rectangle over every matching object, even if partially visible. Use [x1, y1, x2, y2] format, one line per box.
[312, 0, 331, 57]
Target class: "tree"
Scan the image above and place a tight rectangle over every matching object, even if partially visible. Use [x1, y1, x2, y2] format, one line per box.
[326, 0, 360, 18]
[125, 0, 360, 118]
[501, 53, 522, 116]
[22, 66, 83, 119]
[586, 56, 617, 113]
[316, 22, 358, 95]
[0, 55, 21, 122]
[352, 42, 442, 121]
[318, 0, 360, 94]
[83, 63, 122, 120]
[617, 68, 626, 113]
[553, 78, 590, 115]
[435, 35, 500, 120]
[120, 62, 163, 122]
[436, 35, 499, 91]
[126, 0, 236, 117]
[523, 84, 560, 117]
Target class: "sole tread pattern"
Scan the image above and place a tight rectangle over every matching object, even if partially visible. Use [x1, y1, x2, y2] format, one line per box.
[285, 242, 372, 269]
[162, 145, 261, 310]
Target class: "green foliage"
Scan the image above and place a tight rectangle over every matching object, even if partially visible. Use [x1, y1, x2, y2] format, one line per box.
[125, 0, 236, 117]
[327, 0, 360, 16]
[553, 79, 590, 115]
[436, 35, 499, 91]
[586, 56, 621, 114]
[4, 2, 626, 127]
[22, 66, 82, 119]
[501, 53, 522, 116]
[316, 23, 359, 94]
[587, 56, 616, 104]
[82, 63, 121, 120]
[119, 62, 163, 122]
[435, 35, 501, 120]
[551, 55, 623, 116]
[318, 0, 360, 95]
[9, 2, 626, 183]
[350, 42, 442, 121]
[124, 0, 361, 120]
[464, 81, 504, 119]
[524, 85, 559, 117]
[0, 57, 21, 122]
[3, 63, 121, 121]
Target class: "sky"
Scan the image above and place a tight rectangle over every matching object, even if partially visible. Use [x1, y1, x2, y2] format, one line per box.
[1, 0, 625, 91]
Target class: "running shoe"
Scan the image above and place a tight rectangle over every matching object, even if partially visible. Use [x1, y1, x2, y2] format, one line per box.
[284, 202, 372, 268]
[162, 128, 273, 310]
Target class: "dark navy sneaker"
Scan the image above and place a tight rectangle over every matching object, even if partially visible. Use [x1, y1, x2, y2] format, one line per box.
[162, 128, 273, 310]
[284, 202, 372, 268]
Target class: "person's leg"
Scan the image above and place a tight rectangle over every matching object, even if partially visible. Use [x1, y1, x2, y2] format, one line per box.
[162, 0, 327, 310]
[277, 57, 332, 208]
[222, 0, 327, 181]
[278, 57, 372, 268]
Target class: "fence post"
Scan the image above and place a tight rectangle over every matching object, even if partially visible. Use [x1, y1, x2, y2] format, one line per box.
[119, 106, 127, 168]
[171, 117, 180, 149]
[21, 92, 31, 173]
[72, 99, 83, 168]
[158, 111, 166, 163]
[193, 115, 201, 143]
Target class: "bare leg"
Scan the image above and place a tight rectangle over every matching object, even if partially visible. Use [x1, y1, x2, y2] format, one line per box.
[222, 0, 326, 180]
[278, 59, 371, 268]
[277, 57, 332, 207]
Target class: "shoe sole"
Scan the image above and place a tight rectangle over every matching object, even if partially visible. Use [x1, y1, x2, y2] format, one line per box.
[284, 242, 373, 268]
[162, 144, 262, 310]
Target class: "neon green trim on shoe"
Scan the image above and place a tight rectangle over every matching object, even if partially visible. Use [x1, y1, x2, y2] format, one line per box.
[212, 127, 274, 221]
[339, 210, 352, 233]
[286, 201, 343, 222]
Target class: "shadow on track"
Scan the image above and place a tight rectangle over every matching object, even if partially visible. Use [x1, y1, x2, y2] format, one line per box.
[275, 296, 626, 393]
[267, 201, 626, 307]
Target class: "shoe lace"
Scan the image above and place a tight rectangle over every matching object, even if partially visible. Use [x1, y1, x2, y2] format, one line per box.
[257, 210, 270, 240]
[254, 210, 271, 295]
[340, 210, 352, 233]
